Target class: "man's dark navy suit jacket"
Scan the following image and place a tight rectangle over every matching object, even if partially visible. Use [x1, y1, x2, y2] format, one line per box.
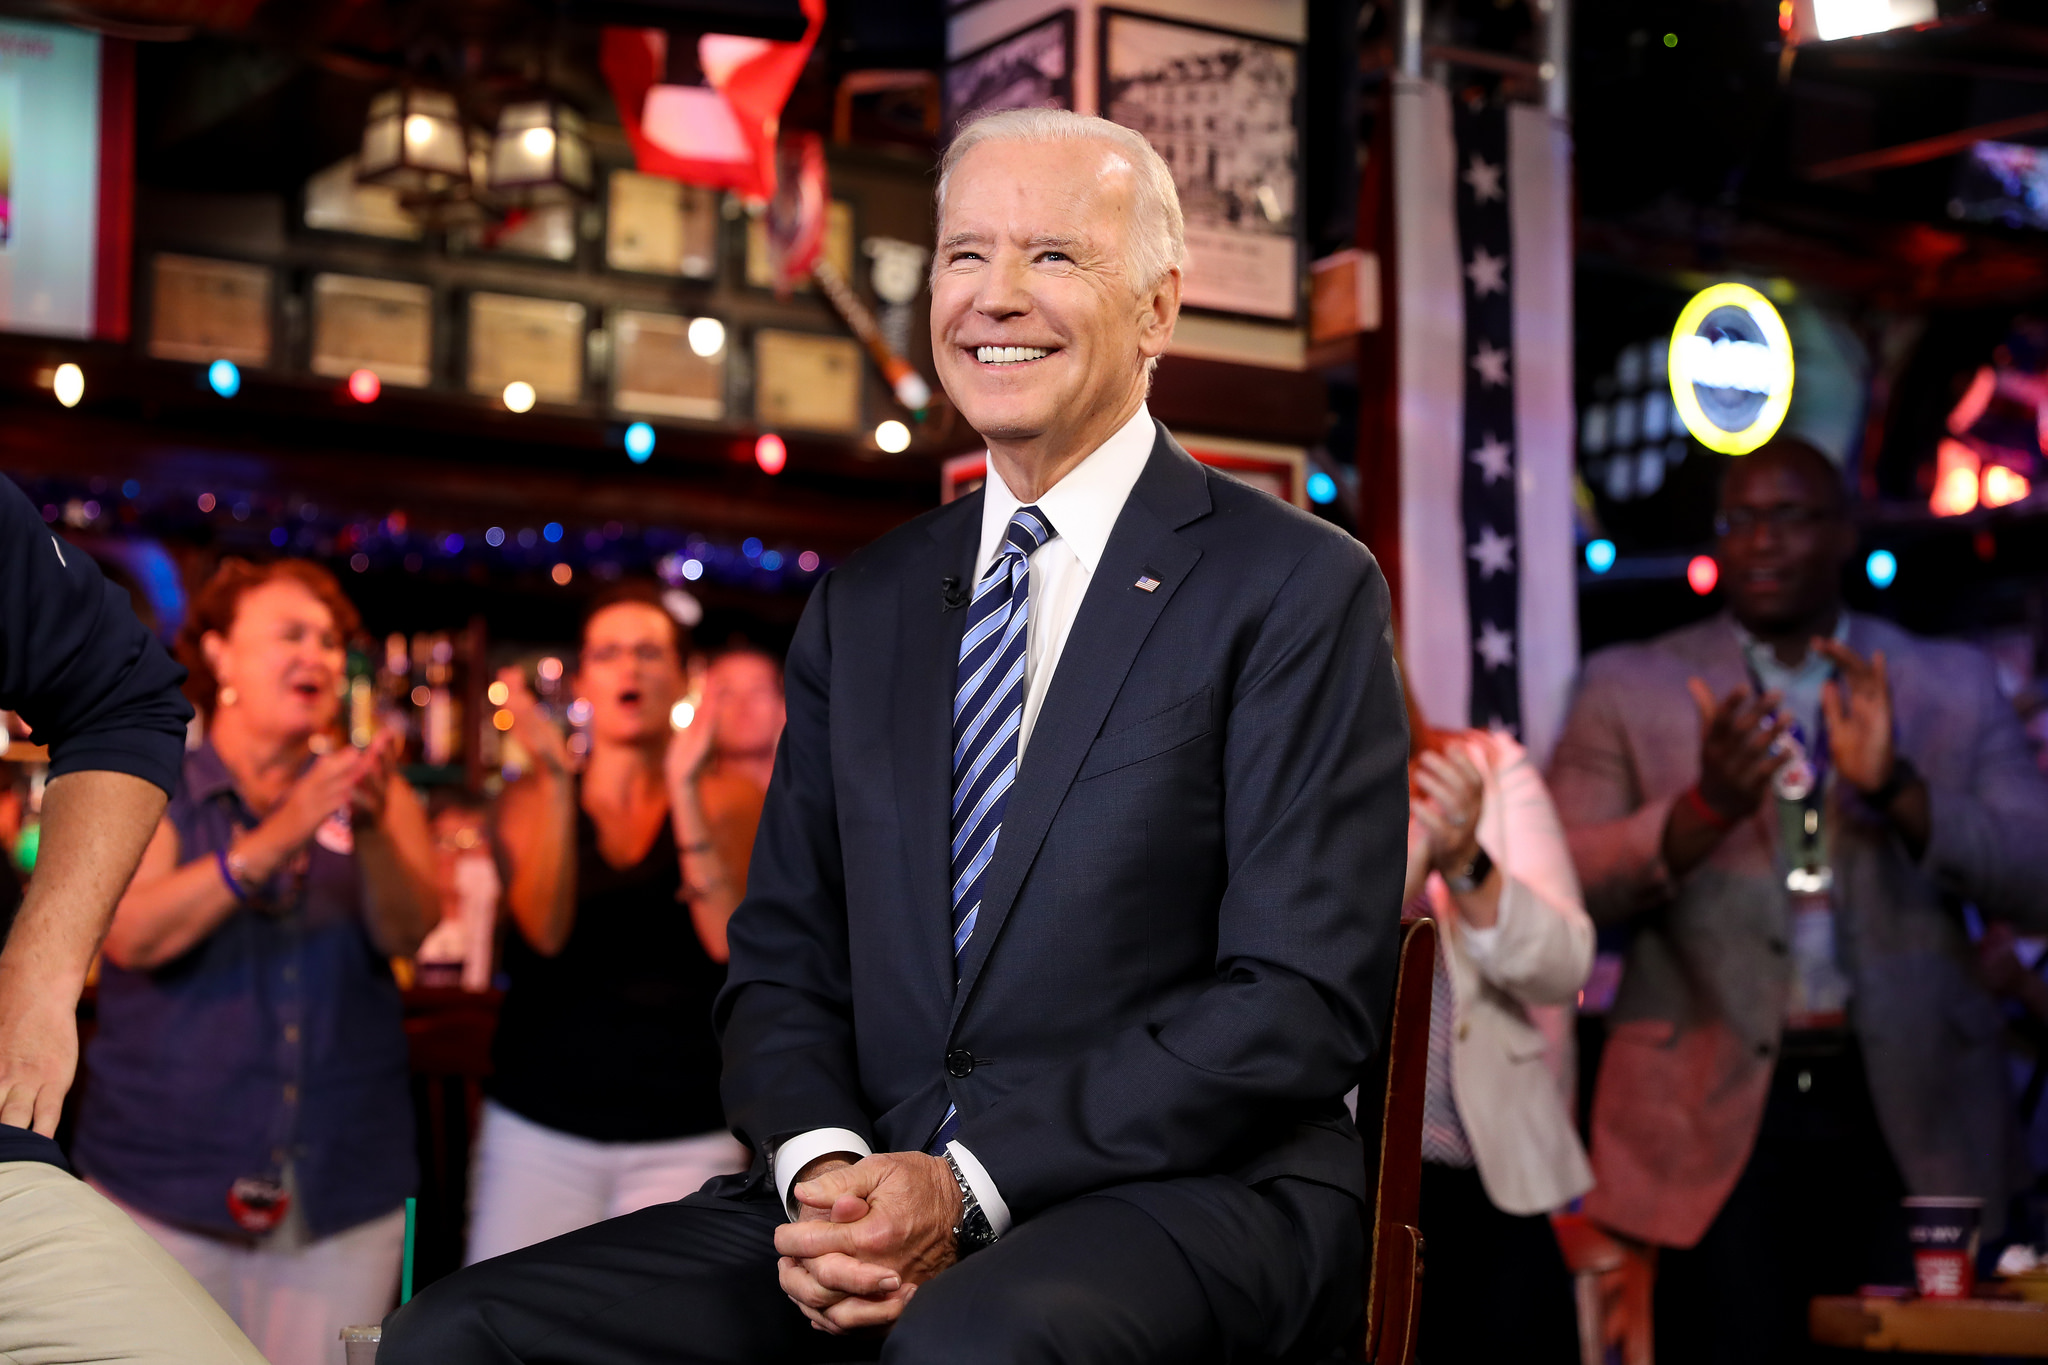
[715, 424, 1409, 1238]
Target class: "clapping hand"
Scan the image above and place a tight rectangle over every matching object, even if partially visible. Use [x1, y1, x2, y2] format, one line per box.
[1412, 740, 1486, 878]
[773, 1152, 961, 1334]
[1816, 639, 1894, 795]
[1685, 680, 1792, 821]
[348, 729, 403, 828]
[273, 748, 371, 850]
[664, 685, 721, 802]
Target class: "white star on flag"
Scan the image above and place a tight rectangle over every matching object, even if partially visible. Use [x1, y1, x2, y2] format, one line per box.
[1463, 154, 1504, 205]
[1465, 246, 1506, 297]
[1468, 524, 1515, 579]
[1476, 620, 1515, 671]
[1470, 433, 1512, 484]
[1471, 340, 1509, 387]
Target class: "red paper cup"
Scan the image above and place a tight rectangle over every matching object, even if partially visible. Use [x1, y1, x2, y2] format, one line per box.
[1904, 1196, 1982, 1299]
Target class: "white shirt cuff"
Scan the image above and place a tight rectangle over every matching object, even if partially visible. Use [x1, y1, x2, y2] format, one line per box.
[945, 1139, 1013, 1238]
[1457, 887, 1515, 972]
[771, 1128, 871, 1220]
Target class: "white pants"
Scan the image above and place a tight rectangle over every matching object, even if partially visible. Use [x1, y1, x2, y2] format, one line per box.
[95, 1180, 403, 1365]
[465, 1100, 749, 1265]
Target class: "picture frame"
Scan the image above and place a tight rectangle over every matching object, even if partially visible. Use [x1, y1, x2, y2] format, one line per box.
[612, 309, 725, 421]
[605, 169, 720, 278]
[754, 329, 863, 433]
[467, 293, 586, 405]
[744, 199, 855, 294]
[301, 156, 423, 241]
[147, 254, 272, 366]
[310, 274, 433, 388]
[945, 10, 1074, 134]
[1099, 9, 1304, 323]
[457, 202, 579, 263]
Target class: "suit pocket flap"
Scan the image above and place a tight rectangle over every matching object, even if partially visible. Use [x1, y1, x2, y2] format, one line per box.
[1076, 686, 1214, 782]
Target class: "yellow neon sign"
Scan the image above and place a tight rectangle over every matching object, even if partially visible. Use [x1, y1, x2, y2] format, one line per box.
[1667, 282, 1795, 456]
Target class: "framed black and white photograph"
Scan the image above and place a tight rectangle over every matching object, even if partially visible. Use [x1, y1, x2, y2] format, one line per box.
[945, 11, 1073, 134]
[1100, 9, 1302, 322]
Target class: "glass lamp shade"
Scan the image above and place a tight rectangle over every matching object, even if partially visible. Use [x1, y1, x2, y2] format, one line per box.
[358, 87, 470, 197]
[488, 100, 593, 202]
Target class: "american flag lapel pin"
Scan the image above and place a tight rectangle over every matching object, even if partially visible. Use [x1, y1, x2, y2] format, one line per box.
[1134, 574, 1161, 593]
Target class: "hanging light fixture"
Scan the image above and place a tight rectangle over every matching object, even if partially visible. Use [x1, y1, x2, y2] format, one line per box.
[358, 86, 471, 199]
[487, 99, 593, 203]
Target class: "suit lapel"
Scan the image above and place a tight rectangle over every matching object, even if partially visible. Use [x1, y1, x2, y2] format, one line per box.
[896, 500, 983, 998]
[1693, 613, 1753, 697]
[950, 430, 1211, 1022]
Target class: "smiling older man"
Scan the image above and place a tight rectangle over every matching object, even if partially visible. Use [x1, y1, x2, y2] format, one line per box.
[384, 108, 1408, 1365]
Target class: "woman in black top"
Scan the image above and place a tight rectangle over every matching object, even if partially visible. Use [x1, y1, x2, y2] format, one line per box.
[466, 585, 762, 1263]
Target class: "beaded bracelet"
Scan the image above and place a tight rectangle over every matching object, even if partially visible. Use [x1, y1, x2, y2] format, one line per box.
[215, 846, 251, 904]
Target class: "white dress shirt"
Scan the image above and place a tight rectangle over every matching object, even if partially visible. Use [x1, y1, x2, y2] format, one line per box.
[772, 403, 1158, 1237]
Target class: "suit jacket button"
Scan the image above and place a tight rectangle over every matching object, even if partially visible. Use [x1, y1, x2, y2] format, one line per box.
[1755, 1041, 1772, 1058]
[946, 1049, 975, 1078]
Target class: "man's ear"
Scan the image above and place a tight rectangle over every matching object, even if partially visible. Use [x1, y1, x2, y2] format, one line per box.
[1137, 267, 1182, 361]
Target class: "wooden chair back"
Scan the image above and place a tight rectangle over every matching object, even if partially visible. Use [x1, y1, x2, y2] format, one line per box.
[1358, 917, 1436, 1365]
[403, 988, 501, 1291]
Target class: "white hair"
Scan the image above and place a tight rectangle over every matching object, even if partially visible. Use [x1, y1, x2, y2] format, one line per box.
[936, 108, 1186, 295]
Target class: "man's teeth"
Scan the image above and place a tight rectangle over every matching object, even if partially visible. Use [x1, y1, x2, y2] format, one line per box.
[976, 346, 1051, 365]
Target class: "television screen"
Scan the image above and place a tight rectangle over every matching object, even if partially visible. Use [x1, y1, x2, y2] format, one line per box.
[1951, 140, 2048, 232]
[0, 21, 128, 340]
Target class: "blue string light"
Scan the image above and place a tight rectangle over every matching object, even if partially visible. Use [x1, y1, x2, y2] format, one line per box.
[1584, 539, 1617, 574]
[543, 522, 563, 543]
[1306, 470, 1338, 505]
[207, 360, 241, 398]
[624, 422, 655, 463]
[1866, 549, 1897, 589]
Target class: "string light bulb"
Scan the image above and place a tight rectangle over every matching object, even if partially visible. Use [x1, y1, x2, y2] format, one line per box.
[52, 364, 83, 408]
[503, 381, 537, 413]
[687, 317, 726, 358]
[625, 422, 656, 463]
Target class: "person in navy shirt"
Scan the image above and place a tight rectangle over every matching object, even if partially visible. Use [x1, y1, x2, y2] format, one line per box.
[81, 556, 438, 1365]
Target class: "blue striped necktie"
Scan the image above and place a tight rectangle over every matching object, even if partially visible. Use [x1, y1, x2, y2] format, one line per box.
[929, 503, 1053, 1153]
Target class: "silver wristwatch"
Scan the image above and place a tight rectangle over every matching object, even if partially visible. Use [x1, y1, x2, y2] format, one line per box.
[941, 1148, 997, 1256]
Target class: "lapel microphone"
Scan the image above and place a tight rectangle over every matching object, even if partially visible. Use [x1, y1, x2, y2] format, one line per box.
[941, 576, 970, 611]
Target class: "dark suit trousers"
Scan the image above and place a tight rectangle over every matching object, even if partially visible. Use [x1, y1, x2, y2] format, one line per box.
[1653, 1039, 1913, 1365]
[381, 1173, 1362, 1365]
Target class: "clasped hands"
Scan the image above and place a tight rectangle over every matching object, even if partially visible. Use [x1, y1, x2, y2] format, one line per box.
[774, 1151, 962, 1335]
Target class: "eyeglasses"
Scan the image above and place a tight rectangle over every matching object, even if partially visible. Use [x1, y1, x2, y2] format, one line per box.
[1714, 505, 1834, 538]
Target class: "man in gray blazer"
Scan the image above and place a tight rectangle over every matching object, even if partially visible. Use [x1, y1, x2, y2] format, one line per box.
[1549, 437, 2048, 1364]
